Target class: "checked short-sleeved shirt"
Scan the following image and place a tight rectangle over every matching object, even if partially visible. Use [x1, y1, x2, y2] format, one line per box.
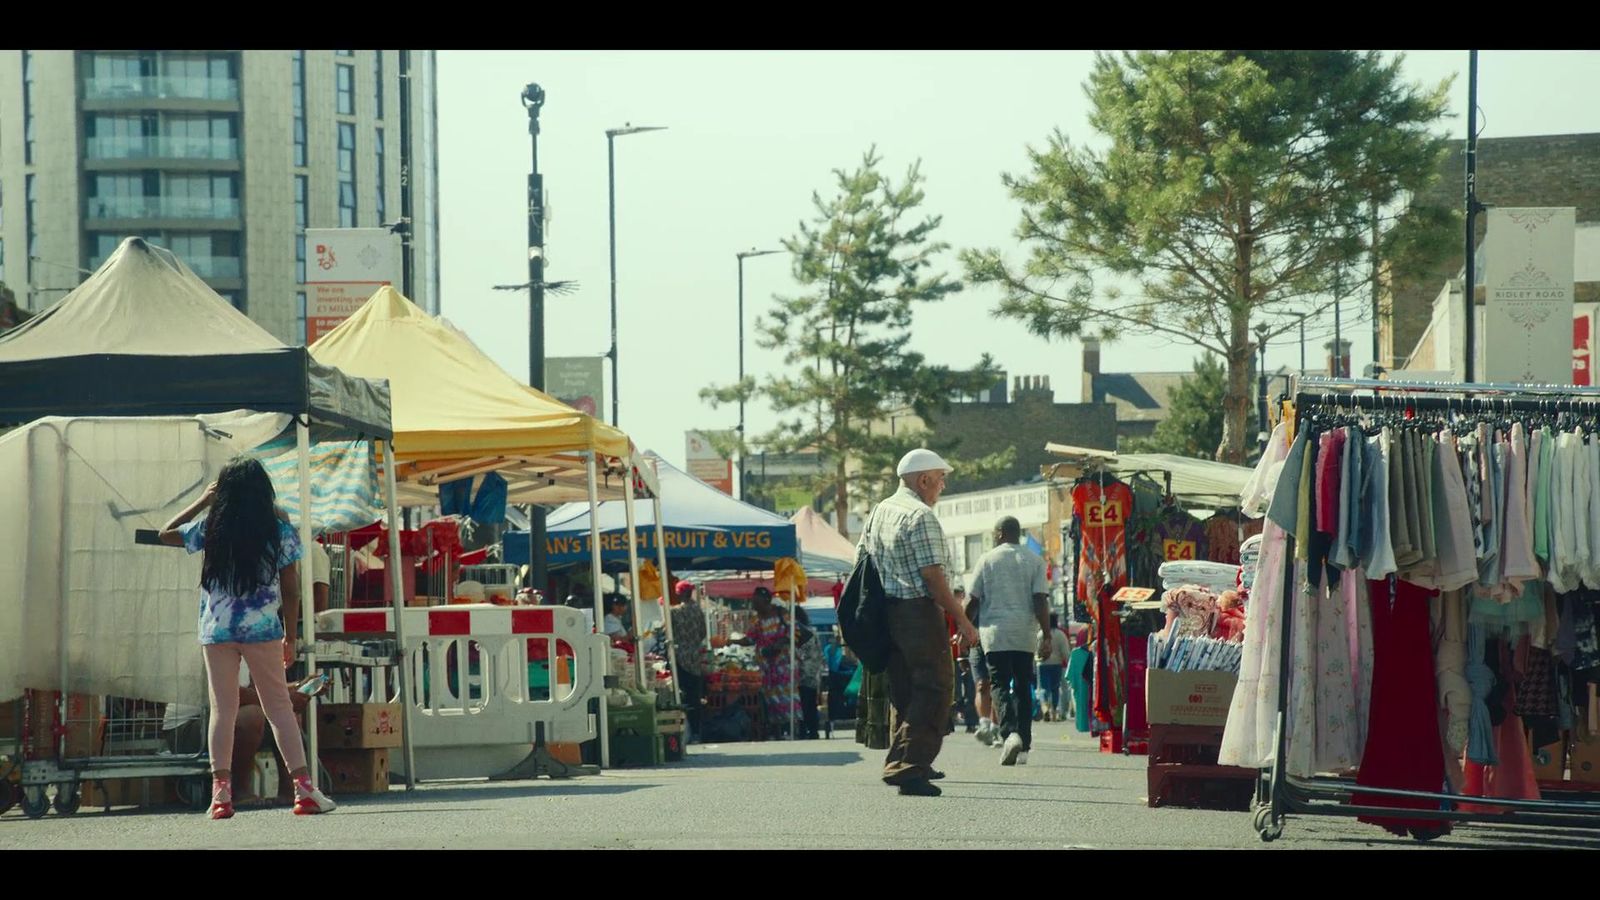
[857, 484, 948, 600]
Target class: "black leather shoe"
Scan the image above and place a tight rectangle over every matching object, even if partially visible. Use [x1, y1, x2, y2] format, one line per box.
[928, 769, 946, 780]
[897, 778, 942, 797]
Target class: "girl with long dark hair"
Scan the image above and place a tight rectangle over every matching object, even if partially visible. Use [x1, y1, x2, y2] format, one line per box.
[162, 455, 337, 819]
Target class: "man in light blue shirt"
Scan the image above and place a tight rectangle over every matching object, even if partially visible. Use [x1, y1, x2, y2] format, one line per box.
[967, 515, 1050, 766]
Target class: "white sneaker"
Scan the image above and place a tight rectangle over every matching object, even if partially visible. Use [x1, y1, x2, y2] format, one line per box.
[1000, 732, 1024, 766]
[292, 782, 338, 816]
[1016, 751, 1029, 766]
[975, 721, 997, 747]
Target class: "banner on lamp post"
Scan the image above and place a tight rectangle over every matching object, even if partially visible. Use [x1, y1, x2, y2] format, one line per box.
[1484, 208, 1576, 384]
[685, 430, 734, 496]
[305, 228, 401, 344]
[545, 357, 604, 417]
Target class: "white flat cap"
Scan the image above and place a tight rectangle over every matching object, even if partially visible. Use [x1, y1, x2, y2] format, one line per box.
[897, 448, 953, 477]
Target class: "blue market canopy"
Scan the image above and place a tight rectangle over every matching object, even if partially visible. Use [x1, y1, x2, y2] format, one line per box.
[502, 451, 797, 571]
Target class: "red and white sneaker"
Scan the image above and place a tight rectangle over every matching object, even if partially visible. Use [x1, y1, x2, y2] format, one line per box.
[291, 776, 337, 816]
[208, 778, 234, 820]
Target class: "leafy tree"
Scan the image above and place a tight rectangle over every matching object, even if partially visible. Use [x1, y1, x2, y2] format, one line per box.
[965, 50, 1455, 463]
[703, 148, 1000, 533]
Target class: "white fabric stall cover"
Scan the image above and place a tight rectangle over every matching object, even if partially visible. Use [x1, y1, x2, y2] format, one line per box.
[0, 411, 289, 705]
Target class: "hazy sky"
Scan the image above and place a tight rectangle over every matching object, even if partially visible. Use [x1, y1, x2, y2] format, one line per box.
[435, 50, 1600, 470]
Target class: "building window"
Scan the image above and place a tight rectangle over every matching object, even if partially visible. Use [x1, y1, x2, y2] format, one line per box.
[23, 51, 36, 165]
[374, 50, 384, 120]
[336, 64, 354, 115]
[295, 175, 308, 230]
[296, 291, 308, 346]
[292, 51, 307, 167]
[296, 233, 306, 284]
[336, 50, 354, 57]
[338, 123, 357, 227]
[375, 128, 386, 224]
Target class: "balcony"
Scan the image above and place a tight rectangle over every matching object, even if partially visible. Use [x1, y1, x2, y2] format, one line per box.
[88, 254, 240, 280]
[84, 76, 239, 102]
[85, 195, 240, 221]
[85, 135, 239, 162]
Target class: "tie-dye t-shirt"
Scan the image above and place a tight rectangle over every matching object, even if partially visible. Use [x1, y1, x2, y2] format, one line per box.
[180, 515, 302, 645]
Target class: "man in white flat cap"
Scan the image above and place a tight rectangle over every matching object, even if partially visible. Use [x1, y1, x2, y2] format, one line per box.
[856, 447, 979, 797]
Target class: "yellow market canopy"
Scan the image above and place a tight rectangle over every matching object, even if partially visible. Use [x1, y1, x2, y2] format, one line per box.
[310, 286, 655, 506]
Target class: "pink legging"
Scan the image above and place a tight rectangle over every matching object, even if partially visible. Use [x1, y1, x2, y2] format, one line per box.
[203, 641, 308, 776]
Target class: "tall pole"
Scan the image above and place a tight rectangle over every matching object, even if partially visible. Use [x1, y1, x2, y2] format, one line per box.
[604, 124, 668, 429]
[1369, 194, 1382, 370]
[1299, 315, 1307, 375]
[523, 83, 549, 592]
[738, 252, 746, 501]
[1463, 49, 1482, 383]
[735, 248, 783, 504]
[608, 134, 619, 427]
[398, 50, 415, 299]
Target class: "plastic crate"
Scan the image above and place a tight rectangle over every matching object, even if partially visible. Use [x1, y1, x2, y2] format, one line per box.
[1146, 764, 1255, 810]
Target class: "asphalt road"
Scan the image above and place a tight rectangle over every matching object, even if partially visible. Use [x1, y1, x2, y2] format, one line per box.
[5, 721, 1598, 849]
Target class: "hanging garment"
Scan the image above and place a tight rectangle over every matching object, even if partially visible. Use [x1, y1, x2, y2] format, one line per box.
[1331, 427, 1360, 571]
[1500, 424, 1540, 588]
[1351, 577, 1449, 836]
[1461, 638, 1543, 810]
[1464, 622, 1498, 765]
[1534, 427, 1554, 565]
[1427, 431, 1480, 592]
[1203, 512, 1243, 565]
[1586, 438, 1600, 590]
[1242, 422, 1290, 518]
[1218, 518, 1292, 769]
[1358, 434, 1398, 579]
[1432, 590, 1471, 759]
[1390, 428, 1419, 569]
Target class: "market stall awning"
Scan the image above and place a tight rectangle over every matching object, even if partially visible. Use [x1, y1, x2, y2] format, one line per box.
[501, 451, 796, 570]
[310, 286, 654, 505]
[790, 506, 855, 575]
[0, 238, 390, 440]
[1042, 443, 1254, 506]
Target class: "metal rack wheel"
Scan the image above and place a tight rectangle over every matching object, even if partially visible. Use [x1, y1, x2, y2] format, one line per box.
[20, 785, 49, 820]
[175, 775, 212, 811]
[1252, 804, 1283, 842]
[52, 782, 81, 816]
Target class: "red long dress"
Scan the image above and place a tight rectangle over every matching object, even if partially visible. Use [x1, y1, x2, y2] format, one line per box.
[1351, 578, 1449, 836]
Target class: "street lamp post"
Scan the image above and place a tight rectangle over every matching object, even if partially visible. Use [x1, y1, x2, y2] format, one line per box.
[523, 83, 550, 591]
[736, 248, 784, 502]
[606, 123, 667, 428]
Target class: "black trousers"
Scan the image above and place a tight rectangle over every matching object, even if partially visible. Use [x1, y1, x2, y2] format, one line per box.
[955, 662, 979, 730]
[985, 650, 1035, 751]
[799, 685, 820, 739]
[678, 669, 706, 739]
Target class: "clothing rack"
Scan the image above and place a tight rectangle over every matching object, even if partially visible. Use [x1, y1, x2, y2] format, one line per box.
[1253, 376, 1600, 843]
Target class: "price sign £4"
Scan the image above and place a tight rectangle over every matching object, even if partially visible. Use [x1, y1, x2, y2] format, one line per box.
[1162, 539, 1196, 561]
[1083, 500, 1123, 529]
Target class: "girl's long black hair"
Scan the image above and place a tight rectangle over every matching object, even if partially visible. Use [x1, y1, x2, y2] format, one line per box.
[200, 456, 282, 596]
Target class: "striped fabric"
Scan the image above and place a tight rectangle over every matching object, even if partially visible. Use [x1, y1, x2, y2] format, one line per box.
[257, 437, 381, 533]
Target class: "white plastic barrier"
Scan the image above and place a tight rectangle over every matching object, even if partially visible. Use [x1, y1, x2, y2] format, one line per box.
[316, 604, 608, 780]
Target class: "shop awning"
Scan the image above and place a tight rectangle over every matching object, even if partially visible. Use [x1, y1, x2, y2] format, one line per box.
[1043, 443, 1254, 506]
[310, 286, 655, 505]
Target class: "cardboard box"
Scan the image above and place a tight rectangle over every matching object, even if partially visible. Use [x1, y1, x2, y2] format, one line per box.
[319, 748, 390, 794]
[1572, 730, 1600, 784]
[1144, 670, 1238, 727]
[316, 702, 402, 750]
[0, 699, 19, 740]
[26, 692, 104, 758]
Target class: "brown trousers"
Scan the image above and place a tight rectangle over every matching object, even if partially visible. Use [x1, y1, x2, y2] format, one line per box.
[881, 597, 954, 783]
